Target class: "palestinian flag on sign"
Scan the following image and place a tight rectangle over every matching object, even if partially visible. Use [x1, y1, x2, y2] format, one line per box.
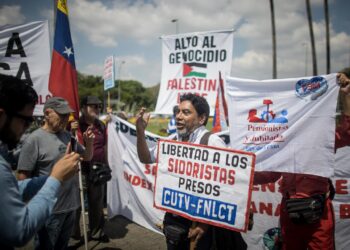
[183, 63, 207, 78]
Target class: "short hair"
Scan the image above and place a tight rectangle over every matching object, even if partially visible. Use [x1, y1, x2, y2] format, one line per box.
[173, 105, 179, 116]
[180, 93, 209, 125]
[0, 74, 38, 115]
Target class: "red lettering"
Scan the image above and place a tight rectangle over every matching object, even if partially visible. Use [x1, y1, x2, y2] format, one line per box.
[227, 169, 235, 185]
[259, 202, 273, 216]
[261, 183, 276, 192]
[274, 203, 281, 216]
[250, 201, 280, 217]
[145, 164, 157, 176]
[144, 164, 151, 175]
[168, 158, 174, 172]
[132, 176, 141, 185]
[36, 94, 52, 105]
[123, 171, 153, 191]
[335, 180, 348, 195]
[250, 201, 258, 213]
[339, 204, 350, 219]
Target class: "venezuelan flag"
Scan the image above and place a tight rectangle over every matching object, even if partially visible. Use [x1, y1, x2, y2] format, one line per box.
[49, 0, 79, 119]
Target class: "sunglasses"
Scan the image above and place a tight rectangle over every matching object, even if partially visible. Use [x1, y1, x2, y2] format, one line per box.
[10, 113, 35, 127]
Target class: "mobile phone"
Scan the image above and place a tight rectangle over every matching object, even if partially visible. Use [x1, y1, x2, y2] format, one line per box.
[70, 136, 78, 153]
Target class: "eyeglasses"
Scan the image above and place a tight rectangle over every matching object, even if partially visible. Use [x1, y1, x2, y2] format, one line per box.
[10, 113, 34, 127]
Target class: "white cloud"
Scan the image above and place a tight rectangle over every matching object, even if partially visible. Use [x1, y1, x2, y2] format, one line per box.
[81, 63, 104, 76]
[0, 5, 25, 26]
[67, 0, 349, 86]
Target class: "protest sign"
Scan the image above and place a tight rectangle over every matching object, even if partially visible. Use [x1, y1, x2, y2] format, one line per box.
[154, 139, 255, 231]
[155, 30, 233, 115]
[226, 74, 339, 177]
[104, 55, 115, 90]
[0, 21, 51, 115]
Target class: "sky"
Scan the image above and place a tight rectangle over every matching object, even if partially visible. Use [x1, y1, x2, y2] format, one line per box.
[0, 0, 349, 87]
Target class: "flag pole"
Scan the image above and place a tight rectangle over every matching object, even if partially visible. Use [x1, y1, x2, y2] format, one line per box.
[108, 91, 111, 109]
[76, 135, 88, 250]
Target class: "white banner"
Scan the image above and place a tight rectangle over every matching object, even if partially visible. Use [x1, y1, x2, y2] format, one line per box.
[155, 140, 255, 231]
[155, 30, 234, 115]
[107, 116, 165, 233]
[226, 75, 339, 177]
[106, 117, 350, 248]
[0, 21, 51, 116]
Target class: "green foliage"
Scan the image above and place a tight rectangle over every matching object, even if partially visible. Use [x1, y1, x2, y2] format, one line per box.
[77, 71, 159, 112]
[77, 72, 104, 102]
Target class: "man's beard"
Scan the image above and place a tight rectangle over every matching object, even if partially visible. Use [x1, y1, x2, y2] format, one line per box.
[0, 119, 19, 150]
[177, 127, 192, 140]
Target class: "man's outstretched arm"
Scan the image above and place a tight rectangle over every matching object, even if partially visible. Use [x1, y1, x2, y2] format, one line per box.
[136, 108, 152, 164]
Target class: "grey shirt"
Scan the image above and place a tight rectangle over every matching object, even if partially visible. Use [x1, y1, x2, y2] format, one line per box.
[17, 128, 84, 214]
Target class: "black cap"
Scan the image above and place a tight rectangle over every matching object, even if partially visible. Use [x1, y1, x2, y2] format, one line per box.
[81, 96, 102, 106]
[43, 97, 74, 114]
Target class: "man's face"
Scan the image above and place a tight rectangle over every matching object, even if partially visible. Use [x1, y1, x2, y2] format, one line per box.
[0, 104, 34, 149]
[176, 100, 205, 139]
[45, 109, 69, 132]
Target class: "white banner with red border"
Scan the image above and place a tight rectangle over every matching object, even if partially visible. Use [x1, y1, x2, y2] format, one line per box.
[154, 139, 255, 231]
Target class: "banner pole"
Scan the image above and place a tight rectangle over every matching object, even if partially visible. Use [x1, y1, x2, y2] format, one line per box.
[76, 135, 88, 250]
[108, 91, 111, 109]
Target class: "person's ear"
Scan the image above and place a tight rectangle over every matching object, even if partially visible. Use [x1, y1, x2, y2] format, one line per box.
[44, 109, 50, 119]
[199, 114, 206, 125]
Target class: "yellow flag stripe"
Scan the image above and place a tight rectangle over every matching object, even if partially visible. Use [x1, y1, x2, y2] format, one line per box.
[57, 0, 68, 15]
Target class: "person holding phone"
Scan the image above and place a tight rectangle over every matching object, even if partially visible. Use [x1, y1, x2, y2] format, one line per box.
[17, 97, 94, 250]
[0, 75, 81, 249]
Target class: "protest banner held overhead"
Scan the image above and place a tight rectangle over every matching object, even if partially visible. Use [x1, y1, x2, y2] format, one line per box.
[0, 21, 51, 115]
[154, 140, 255, 231]
[225, 74, 339, 177]
[155, 30, 233, 115]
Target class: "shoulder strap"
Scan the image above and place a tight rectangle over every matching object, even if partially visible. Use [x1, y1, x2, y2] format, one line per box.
[199, 131, 212, 146]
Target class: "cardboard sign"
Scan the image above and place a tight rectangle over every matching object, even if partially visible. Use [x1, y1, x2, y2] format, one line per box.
[154, 139, 255, 231]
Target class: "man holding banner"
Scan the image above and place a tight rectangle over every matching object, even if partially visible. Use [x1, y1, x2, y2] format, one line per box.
[136, 93, 246, 250]
[253, 69, 350, 250]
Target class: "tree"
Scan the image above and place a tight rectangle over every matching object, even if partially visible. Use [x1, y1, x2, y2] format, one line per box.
[306, 0, 318, 75]
[269, 0, 277, 79]
[76, 72, 159, 112]
[77, 72, 104, 101]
